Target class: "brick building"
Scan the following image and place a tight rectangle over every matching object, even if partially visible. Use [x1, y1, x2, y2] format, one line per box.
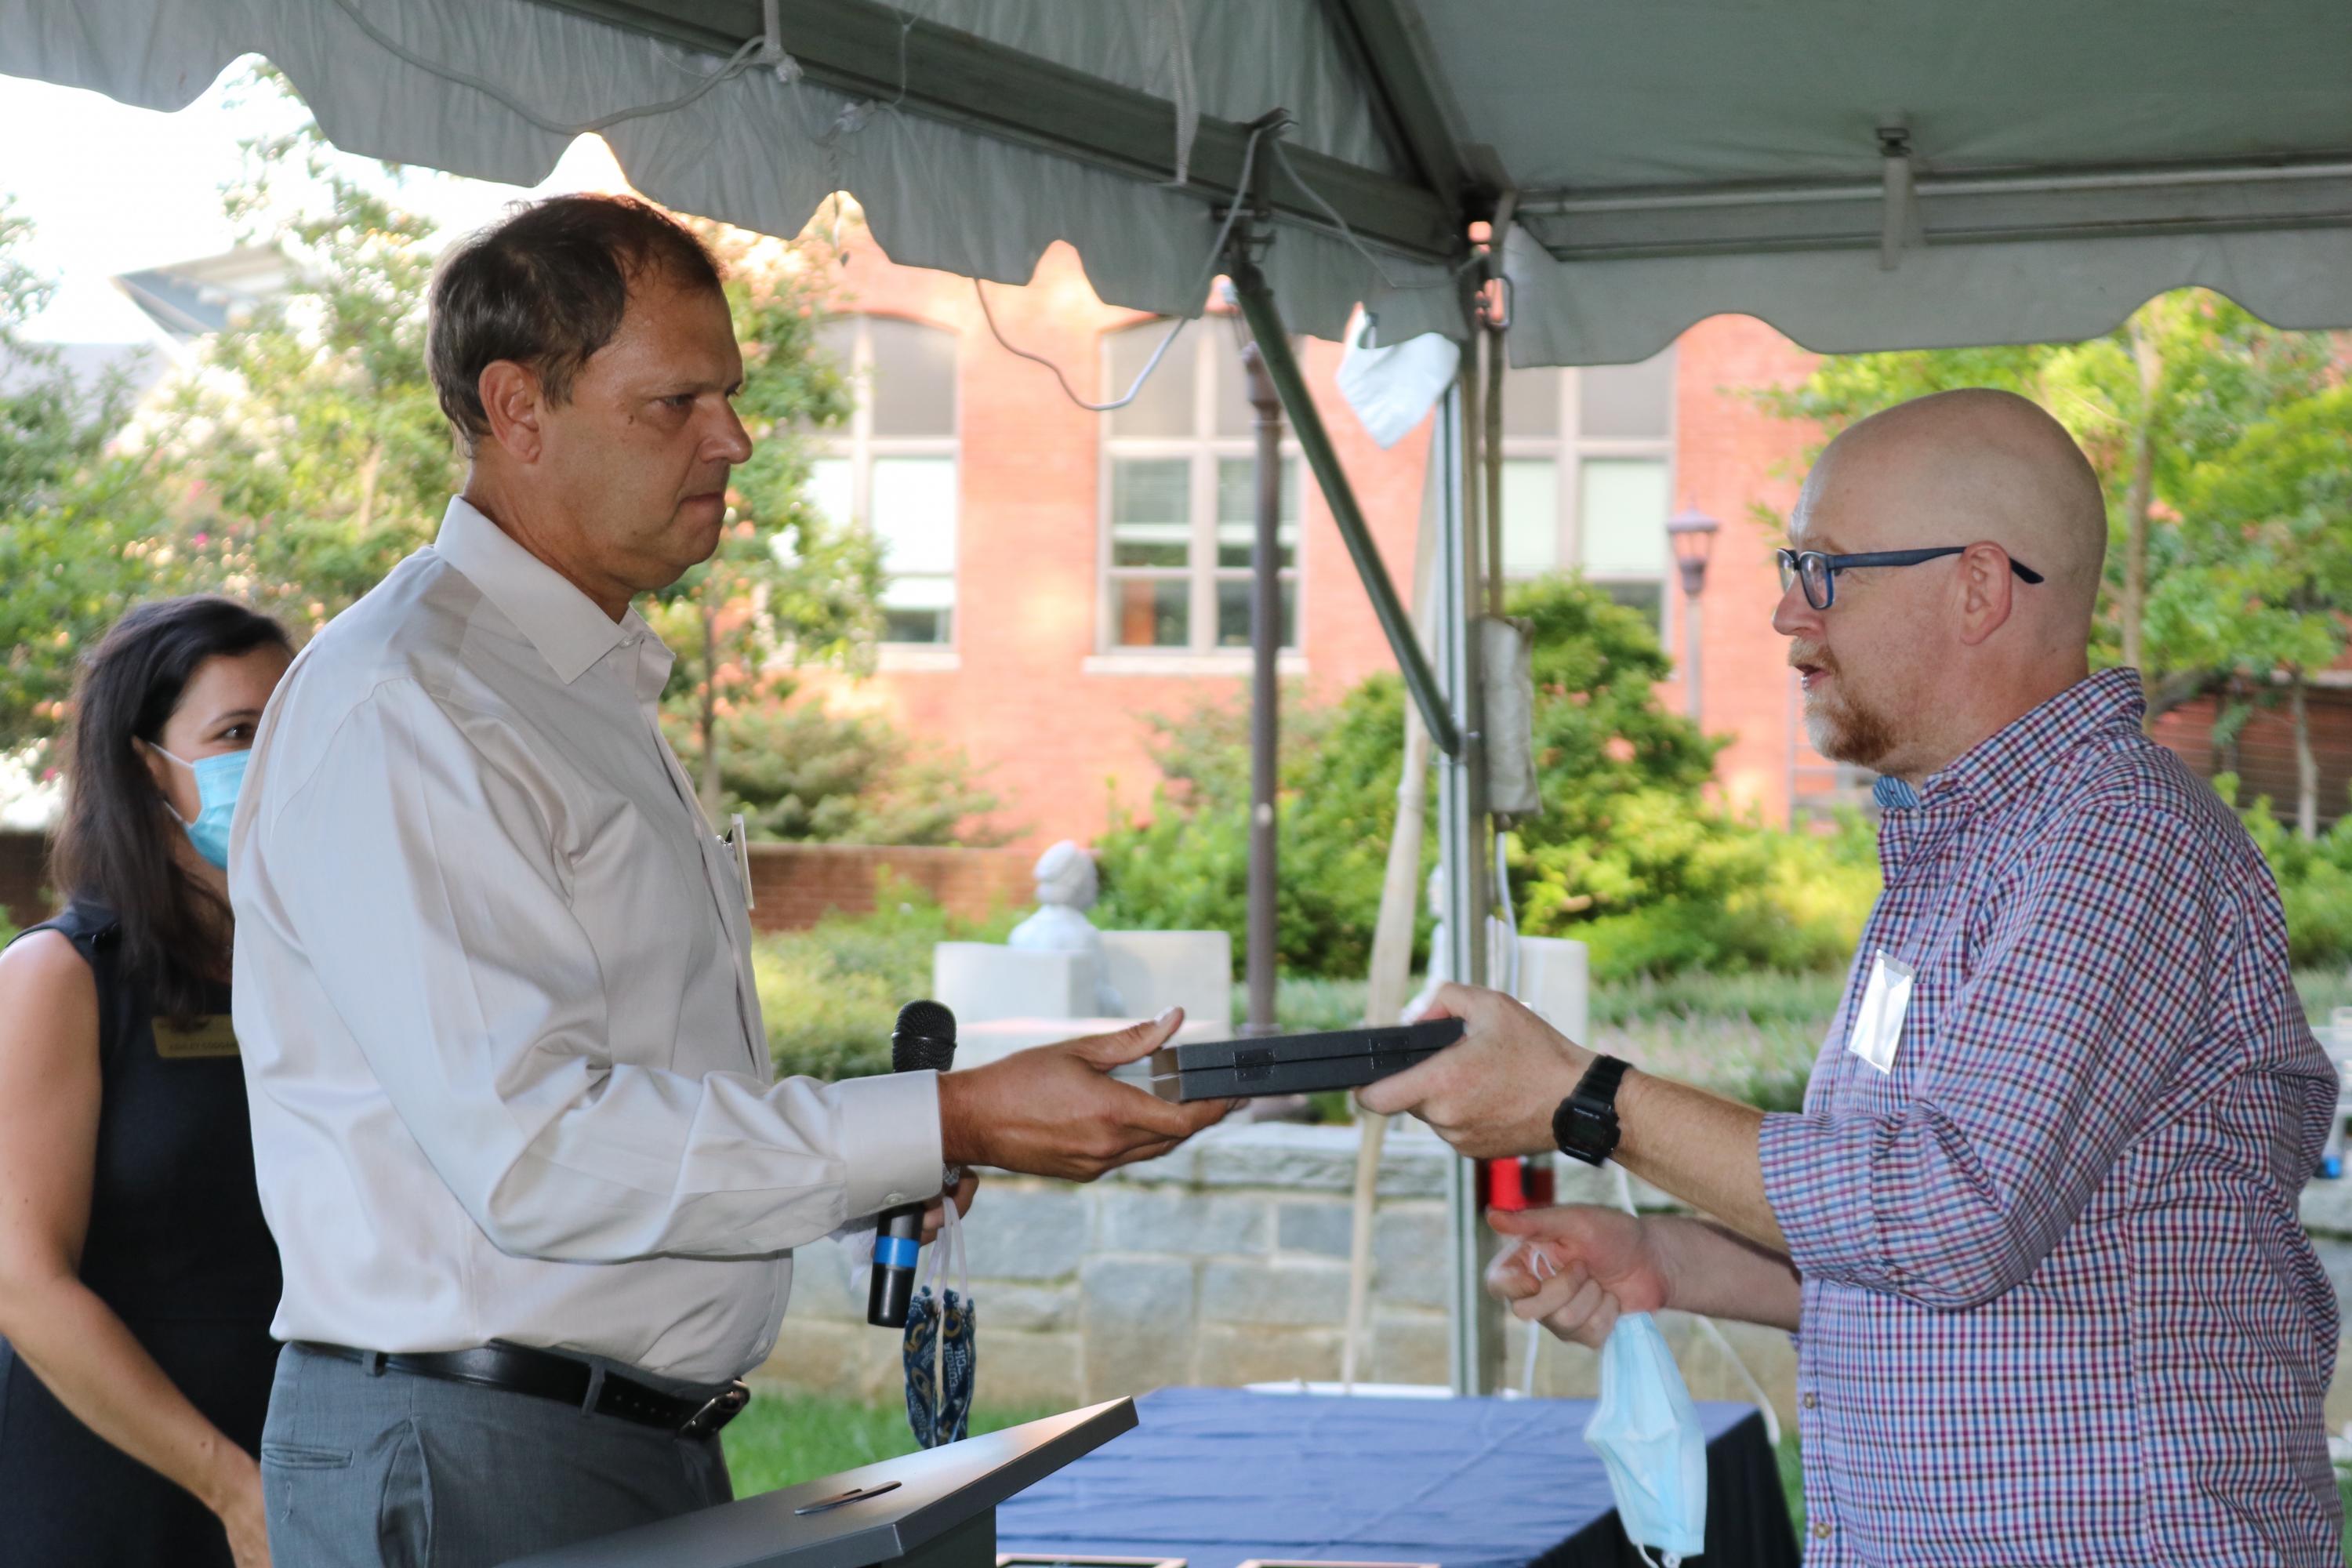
[802, 226, 1857, 850]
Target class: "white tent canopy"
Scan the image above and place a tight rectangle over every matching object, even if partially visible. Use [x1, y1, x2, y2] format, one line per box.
[13, 0, 2352, 365]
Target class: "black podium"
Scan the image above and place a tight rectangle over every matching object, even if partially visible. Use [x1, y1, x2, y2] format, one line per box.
[499, 1399, 1138, 1568]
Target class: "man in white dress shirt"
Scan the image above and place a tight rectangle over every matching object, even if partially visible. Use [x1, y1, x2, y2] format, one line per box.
[228, 194, 1232, 1567]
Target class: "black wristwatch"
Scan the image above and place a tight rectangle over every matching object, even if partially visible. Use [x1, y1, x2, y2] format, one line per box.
[1552, 1055, 1632, 1166]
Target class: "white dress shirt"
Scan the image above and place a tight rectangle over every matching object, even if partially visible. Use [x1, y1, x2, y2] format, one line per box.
[230, 496, 942, 1383]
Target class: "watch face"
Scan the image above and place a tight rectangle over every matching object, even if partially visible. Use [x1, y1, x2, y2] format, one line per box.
[1555, 1098, 1618, 1163]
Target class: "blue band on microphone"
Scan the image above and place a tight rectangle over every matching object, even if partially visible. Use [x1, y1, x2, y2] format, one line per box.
[873, 1234, 920, 1269]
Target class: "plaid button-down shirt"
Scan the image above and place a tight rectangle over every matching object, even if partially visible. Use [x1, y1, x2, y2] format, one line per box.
[1757, 668, 2342, 1566]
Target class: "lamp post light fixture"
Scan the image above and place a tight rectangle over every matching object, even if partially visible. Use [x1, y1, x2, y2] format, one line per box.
[1664, 505, 1722, 724]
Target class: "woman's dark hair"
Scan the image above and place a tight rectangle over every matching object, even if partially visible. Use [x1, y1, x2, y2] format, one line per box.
[51, 596, 290, 1021]
[427, 193, 726, 452]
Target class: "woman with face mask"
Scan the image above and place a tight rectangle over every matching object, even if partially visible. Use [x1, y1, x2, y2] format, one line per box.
[0, 596, 292, 1568]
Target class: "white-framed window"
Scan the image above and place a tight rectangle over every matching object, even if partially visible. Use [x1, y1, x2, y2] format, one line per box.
[1496, 345, 1677, 628]
[1100, 318, 1303, 654]
[808, 314, 960, 645]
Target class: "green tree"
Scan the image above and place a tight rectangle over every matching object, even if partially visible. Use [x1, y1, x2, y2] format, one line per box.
[641, 227, 885, 823]
[0, 200, 170, 753]
[1755, 290, 2336, 720]
[2159, 389, 2352, 837]
[147, 120, 458, 636]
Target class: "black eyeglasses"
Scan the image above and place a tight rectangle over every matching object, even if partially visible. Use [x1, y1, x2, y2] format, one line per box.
[1775, 546, 2044, 611]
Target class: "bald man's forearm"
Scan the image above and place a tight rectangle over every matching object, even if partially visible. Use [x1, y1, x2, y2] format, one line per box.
[1613, 1070, 1787, 1252]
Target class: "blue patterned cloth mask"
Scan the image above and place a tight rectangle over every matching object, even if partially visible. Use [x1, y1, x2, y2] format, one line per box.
[902, 1192, 975, 1449]
[1586, 1312, 1708, 1566]
[149, 743, 249, 870]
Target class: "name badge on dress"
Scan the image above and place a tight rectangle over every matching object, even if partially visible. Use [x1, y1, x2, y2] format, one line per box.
[154, 1014, 239, 1059]
[1846, 949, 1915, 1074]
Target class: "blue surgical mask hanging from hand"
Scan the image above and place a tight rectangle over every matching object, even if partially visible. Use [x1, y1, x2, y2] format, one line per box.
[1586, 1312, 1708, 1566]
[902, 1190, 975, 1449]
[148, 743, 249, 870]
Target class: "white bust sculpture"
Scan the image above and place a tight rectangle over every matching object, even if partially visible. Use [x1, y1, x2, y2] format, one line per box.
[1007, 840, 1123, 1015]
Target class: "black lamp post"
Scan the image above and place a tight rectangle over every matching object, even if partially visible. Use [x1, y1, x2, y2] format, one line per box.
[1664, 505, 1721, 723]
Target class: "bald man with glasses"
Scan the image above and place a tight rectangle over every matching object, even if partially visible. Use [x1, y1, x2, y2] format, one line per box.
[1365, 389, 2342, 1566]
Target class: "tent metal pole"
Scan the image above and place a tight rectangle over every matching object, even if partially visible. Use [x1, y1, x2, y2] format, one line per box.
[1223, 256, 1461, 758]
[1435, 371, 1498, 1397]
[1240, 340, 1283, 1039]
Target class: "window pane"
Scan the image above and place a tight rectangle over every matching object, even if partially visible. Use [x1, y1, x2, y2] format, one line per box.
[1503, 363, 1563, 439]
[881, 576, 953, 644]
[1112, 459, 1191, 568]
[865, 317, 958, 437]
[808, 456, 854, 527]
[1112, 576, 1189, 647]
[1580, 458, 1671, 575]
[1215, 457, 1298, 569]
[815, 318, 858, 378]
[884, 574, 956, 609]
[1577, 348, 1675, 439]
[871, 457, 957, 574]
[1105, 321, 1196, 437]
[1501, 458, 1559, 575]
[1215, 576, 1296, 649]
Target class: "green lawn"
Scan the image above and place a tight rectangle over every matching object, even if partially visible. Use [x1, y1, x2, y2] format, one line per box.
[720, 1393, 1059, 1496]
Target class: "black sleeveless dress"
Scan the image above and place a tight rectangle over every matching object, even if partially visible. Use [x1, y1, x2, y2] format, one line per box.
[0, 902, 282, 1566]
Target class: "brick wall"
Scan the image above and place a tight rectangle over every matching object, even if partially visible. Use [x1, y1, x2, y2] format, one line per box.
[793, 237, 1860, 844]
[0, 831, 54, 928]
[0, 829, 1029, 935]
[744, 842, 1033, 932]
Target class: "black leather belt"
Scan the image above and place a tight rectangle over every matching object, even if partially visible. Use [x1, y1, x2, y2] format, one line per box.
[295, 1341, 750, 1440]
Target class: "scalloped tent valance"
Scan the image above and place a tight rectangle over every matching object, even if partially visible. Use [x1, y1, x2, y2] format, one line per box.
[7, 0, 2351, 364]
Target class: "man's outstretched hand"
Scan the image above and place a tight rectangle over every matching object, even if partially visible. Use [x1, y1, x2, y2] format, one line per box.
[1356, 982, 1592, 1159]
[936, 1009, 1239, 1181]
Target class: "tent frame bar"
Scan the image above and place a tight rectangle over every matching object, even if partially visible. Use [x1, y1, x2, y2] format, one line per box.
[1313, 0, 1476, 208]
[534, 0, 1462, 263]
[1223, 250, 1462, 758]
[1518, 151, 2352, 261]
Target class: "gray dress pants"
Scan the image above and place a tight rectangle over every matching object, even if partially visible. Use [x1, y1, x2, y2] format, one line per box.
[260, 1342, 733, 1567]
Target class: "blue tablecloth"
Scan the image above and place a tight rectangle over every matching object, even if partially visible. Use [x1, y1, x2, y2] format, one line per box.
[996, 1387, 1798, 1568]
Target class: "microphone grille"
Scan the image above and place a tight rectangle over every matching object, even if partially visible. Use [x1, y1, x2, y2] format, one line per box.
[891, 1000, 957, 1073]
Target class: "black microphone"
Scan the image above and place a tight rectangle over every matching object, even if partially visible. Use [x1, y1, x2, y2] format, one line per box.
[868, 1000, 957, 1328]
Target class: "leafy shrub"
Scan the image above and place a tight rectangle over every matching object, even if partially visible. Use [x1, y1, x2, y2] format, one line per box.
[1569, 811, 1880, 982]
[1094, 675, 1419, 979]
[668, 699, 1010, 847]
[754, 875, 1014, 1080]
[1096, 573, 1882, 982]
[2220, 775, 2352, 967]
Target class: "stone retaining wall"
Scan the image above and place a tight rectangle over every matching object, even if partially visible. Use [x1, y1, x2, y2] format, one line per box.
[760, 1118, 2352, 1430]
[757, 1121, 1803, 1421]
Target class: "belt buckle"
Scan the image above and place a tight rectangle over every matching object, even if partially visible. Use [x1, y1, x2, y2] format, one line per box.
[677, 1380, 750, 1440]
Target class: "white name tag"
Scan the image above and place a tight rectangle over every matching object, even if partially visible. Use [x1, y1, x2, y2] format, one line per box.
[1846, 948, 1915, 1074]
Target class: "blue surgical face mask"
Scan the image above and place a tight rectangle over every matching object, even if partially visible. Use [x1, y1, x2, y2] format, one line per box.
[149, 742, 249, 870]
[1585, 1312, 1708, 1566]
